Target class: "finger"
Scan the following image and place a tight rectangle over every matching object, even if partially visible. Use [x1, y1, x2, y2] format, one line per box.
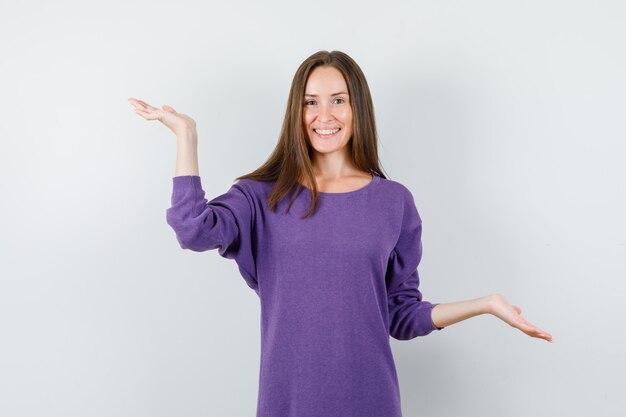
[538, 329, 552, 342]
[133, 109, 149, 119]
[134, 108, 159, 120]
[519, 325, 545, 339]
[509, 315, 541, 336]
[163, 104, 177, 113]
[522, 318, 548, 336]
[520, 321, 553, 342]
[518, 319, 541, 334]
[128, 98, 145, 110]
[508, 312, 530, 327]
[514, 312, 542, 329]
[533, 331, 553, 342]
[136, 99, 157, 111]
[516, 320, 536, 334]
[531, 331, 551, 341]
[513, 305, 522, 315]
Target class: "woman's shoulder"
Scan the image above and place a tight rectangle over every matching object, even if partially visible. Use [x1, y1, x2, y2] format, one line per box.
[232, 177, 275, 199]
[375, 175, 415, 201]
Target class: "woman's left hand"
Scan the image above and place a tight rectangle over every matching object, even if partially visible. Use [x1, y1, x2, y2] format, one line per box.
[487, 294, 553, 343]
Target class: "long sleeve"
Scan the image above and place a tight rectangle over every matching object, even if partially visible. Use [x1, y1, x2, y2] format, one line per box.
[385, 188, 444, 340]
[165, 175, 258, 292]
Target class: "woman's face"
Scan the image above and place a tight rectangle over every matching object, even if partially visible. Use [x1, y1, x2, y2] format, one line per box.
[302, 66, 353, 156]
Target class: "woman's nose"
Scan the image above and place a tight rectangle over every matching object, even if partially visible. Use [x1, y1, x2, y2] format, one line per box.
[317, 104, 333, 122]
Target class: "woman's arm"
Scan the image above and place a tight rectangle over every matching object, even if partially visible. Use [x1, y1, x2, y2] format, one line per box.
[431, 293, 553, 343]
[175, 131, 199, 176]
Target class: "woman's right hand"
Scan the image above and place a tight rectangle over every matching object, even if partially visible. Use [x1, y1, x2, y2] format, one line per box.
[128, 97, 197, 138]
[487, 293, 553, 342]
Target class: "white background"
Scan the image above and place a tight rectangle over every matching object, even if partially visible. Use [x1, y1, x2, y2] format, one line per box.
[1, 1, 624, 416]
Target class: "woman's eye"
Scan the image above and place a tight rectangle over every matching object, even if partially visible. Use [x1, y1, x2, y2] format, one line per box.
[304, 98, 346, 106]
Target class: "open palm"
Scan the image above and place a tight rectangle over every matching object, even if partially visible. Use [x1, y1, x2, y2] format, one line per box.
[489, 294, 553, 342]
[128, 97, 197, 137]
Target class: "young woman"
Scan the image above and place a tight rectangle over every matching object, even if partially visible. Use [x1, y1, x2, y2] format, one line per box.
[128, 50, 552, 417]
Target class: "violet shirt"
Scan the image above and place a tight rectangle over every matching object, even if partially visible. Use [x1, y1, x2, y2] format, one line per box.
[166, 174, 444, 417]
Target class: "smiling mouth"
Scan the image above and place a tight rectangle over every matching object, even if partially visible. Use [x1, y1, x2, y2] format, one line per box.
[314, 128, 341, 138]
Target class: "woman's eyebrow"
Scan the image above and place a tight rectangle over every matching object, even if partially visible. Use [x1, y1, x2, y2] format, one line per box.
[304, 92, 349, 97]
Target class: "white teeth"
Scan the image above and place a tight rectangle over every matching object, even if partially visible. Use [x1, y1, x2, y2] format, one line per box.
[315, 128, 340, 135]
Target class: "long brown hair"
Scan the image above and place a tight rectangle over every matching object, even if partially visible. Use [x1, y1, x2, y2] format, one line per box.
[236, 50, 387, 219]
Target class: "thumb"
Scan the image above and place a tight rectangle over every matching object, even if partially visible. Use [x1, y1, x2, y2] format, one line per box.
[162, 104, 177, 113]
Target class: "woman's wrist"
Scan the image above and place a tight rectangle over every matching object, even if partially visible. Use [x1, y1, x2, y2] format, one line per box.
[174, 131, 199, 177]
[176, 129, 198, 144]
[431, 294, 494, 329]
[482, 293, 501, 315]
